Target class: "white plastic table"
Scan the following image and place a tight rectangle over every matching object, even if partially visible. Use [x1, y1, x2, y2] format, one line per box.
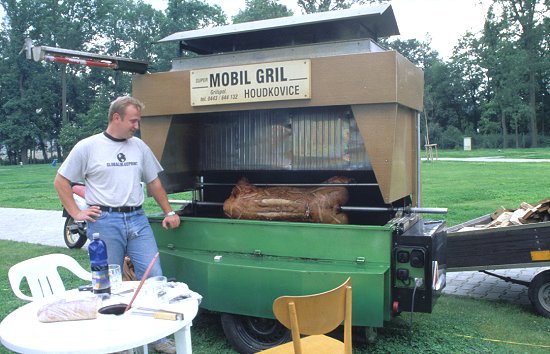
[0, 283, 199, 354]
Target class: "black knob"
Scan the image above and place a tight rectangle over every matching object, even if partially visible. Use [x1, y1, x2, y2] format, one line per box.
[397, 250, 410, 263]
[410, 249, 425, 268]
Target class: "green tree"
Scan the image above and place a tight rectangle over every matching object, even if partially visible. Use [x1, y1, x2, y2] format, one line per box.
[385, 38, 452, 145]
[0, 0, 60, 163]
[449, 33, 485, 135]
[156, 0, 226, 69]
[232, 0, 293, 23]
[479, 7, 526, 148]
[163, 0, 226, 36]
[384, 37, 439, 69]
[488, 0, 548, 147]
[0, 0, 225, 163]
[296, 0, 376, 13]
[59, 90, 111, 153]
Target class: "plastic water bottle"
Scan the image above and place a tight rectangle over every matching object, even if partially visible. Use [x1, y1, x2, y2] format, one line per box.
[89, 233, 110, 294]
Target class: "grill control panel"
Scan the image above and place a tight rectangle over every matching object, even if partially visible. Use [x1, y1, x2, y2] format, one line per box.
[392, 219, 447, 313]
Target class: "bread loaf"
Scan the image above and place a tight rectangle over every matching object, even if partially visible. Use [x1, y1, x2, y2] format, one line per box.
[37, 296, 99, 322]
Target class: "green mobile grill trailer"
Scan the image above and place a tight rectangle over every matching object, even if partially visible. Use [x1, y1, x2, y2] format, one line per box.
[133, 5, 447, 353]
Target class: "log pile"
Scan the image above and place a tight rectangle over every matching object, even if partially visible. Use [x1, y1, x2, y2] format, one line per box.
[458, 198, 550, 232]
[223, 176, 351, 224]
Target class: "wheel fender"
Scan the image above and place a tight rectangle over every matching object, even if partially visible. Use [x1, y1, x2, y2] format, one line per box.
[528, 269, 550, 318]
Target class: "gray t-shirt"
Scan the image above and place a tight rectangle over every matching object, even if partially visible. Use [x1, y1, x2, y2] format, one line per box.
[58, 132, 163, 207]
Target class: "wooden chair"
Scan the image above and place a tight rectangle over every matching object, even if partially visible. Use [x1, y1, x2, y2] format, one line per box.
[258, 277, 352, 354]
[8, 253, 91, 301]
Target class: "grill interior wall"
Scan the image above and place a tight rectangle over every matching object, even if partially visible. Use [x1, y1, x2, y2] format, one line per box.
[172, 106, 398, 225]
[198, 106, 370, 171]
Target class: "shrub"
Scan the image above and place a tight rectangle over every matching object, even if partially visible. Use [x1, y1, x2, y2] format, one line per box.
[441, 126, 463, 149]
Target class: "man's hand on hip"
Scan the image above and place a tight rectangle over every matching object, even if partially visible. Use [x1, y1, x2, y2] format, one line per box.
[75, 205, 102, 222]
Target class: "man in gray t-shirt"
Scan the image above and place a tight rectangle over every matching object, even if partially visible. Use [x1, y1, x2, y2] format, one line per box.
[54, 96, 180, 353]
[54, 96, 180, 270]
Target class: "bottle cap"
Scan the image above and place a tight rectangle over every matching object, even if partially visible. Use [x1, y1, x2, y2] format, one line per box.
[92, 233, 100, 240]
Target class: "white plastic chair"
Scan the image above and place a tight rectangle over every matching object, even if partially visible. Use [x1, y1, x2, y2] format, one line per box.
[8, 253, 91, 301]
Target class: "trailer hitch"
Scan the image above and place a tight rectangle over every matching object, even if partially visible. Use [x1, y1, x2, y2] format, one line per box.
[480, 270, 531, 287]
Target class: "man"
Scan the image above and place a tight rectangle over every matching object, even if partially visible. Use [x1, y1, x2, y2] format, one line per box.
[54, 96, 180, 353]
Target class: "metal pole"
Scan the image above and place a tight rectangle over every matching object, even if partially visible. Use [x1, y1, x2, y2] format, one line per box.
[168, 200, 223, 206]
[417, 112, 422, 208]
[340, 206, 447, 214]
[409, 207, 448, 214]
[196, 182, 379, 187]
[168, 200, 448, 214]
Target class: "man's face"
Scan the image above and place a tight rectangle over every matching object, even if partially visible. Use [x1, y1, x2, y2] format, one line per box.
[114, 105, 141, 139]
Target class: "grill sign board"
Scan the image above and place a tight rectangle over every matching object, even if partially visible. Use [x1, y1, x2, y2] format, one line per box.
[191, 60, 311, 106]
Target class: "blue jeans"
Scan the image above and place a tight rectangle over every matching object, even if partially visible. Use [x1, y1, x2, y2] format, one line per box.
[87, 209, 163, 280]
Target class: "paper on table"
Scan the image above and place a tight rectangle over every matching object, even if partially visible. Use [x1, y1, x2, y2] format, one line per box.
[132, 282, 202, 313]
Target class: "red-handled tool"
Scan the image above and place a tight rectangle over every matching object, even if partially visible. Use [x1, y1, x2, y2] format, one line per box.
[124, 252, 160, 312]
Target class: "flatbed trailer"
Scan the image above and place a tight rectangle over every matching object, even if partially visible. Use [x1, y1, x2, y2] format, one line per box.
[447, 215, 550, 317]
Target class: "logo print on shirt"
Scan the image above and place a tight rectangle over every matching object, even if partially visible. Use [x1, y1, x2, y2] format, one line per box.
[107, 152, 137, 167]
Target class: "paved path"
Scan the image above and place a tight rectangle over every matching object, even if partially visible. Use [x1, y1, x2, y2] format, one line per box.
[424, 156, 550, 163]
[446, 267, 545, 306]
[0, 207, 546, 308]
[0, 207, 68, 248]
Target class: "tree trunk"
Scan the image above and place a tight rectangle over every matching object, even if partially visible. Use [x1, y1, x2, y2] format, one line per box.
[20, 149, 29, 164]
[515, 122, 519, 148]
[500, 104, 508, 149]
[38, 138, 48, 163]
[529, 71, 537, 147]
[56, 144, 63, 162]
[502, 0, 539, 146]
[61, 64, 68, 124]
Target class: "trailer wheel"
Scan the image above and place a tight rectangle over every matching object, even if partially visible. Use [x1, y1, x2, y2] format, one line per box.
[63, 216, 87, 249]
[528, 270, 550, 318]
[221, 313, 291, 354]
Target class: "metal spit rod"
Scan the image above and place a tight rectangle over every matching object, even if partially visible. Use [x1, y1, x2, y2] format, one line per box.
[168, 200, 222, 206]
[340, 206, 448, 214]
[168, 200, 448, 214]
[195, 182, 379, 187]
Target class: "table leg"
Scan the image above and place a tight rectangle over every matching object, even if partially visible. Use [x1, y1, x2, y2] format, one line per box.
[174, 323, 192, 353]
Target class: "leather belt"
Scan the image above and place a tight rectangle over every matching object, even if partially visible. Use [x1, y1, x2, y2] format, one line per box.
[97, 205, 142, 213]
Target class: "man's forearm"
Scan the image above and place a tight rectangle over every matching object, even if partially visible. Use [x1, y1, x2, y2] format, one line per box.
[147, 178, 173, 214]
[147, 177, 180, 230]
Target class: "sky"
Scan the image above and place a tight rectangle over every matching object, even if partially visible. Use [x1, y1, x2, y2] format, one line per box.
[150, 0, 491, 59]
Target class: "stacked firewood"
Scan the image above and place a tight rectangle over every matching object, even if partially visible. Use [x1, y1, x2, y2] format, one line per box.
[223, 176, 351, 224]
[459, 199, 550, 231]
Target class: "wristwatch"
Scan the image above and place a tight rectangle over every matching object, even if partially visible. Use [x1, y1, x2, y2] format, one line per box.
[166, 211, 176, 217]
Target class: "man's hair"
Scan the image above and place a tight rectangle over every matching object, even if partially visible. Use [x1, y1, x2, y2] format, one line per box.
[108, 96, 144, 122]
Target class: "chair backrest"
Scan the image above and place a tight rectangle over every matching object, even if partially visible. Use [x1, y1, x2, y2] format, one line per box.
[8, 253, 92, 301]
[272, 277, 352, 354]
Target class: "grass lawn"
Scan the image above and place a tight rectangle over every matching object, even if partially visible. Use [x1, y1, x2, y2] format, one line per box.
[422, 160, 550, 226]
[1, 150, 550, 353]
